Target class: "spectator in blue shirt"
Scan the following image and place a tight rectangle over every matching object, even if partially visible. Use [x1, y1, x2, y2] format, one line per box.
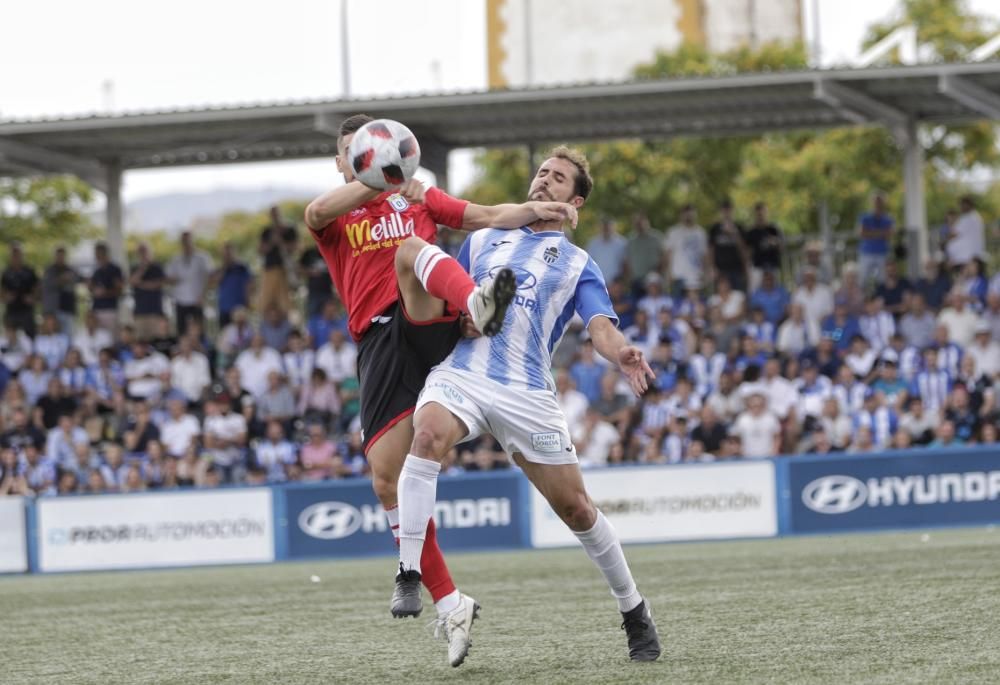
[749, 270, 789, 325]
[307, 299, 349, 350]
[213, 243, 253, 328]
[857, 192, 894, 287]
[820, 303, 861, 355]
[569, 339, 605, 405]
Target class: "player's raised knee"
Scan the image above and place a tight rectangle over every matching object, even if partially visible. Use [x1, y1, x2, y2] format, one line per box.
[394, 236, 428, 275]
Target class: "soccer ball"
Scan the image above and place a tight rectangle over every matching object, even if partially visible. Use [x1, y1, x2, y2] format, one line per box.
[347, 119, 421, 190]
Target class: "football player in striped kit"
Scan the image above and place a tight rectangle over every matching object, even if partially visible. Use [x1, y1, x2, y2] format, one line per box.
[391, 147, 661, 666]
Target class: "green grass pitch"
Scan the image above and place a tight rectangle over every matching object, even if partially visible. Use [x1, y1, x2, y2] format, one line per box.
[3, 527, 1000, 684]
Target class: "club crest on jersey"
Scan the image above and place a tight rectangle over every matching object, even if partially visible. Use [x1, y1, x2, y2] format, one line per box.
[387, 193, 410, 212]
[543, 246, 559, 264]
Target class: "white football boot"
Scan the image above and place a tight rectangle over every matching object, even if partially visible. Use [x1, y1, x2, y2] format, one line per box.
[430, 593, 481, 667]
[466, 268, 516, 337]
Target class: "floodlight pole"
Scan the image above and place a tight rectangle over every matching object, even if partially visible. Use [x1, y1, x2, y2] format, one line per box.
[341, 0, 351, 96]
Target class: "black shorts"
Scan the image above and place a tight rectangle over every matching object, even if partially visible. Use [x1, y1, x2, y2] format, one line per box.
[357, 301, 461, 454]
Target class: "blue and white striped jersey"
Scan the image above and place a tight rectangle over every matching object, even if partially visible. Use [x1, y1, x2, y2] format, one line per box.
[447, 227, 617, 392]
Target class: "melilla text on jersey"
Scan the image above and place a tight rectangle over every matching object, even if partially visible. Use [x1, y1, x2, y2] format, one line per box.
[346, 210, 415, 256]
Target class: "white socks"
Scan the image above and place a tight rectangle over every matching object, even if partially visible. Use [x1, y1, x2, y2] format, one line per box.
[384, 505, 400, 542]
[573, 511, 643, 613]
[413, 244, 448, 292]
[397, 454, 441, 575]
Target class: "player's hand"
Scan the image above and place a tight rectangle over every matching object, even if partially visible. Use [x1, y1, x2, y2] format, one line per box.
[618, 345, 655, 397]
[459, 313, 482, 339]
[534, 202, 578, 229]
[398, 179, 426, 204]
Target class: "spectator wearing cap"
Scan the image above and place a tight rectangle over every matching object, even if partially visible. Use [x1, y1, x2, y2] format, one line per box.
[586, 217, 628, 284]
[871, 357, 909, 410]
[707, 199, 750, 293]
[796, 241, 833, 286]
[129, 243, 168, 342]
[749, 270, 790, 326]
[166, 231, 213, 336]
[857, 192, 894, 287]
[663, 204, 708, 296]
[1, 242, 39, 338]
[937, 290, 979, 349]
[794, 359, 832, 421]
[820, 303, 861, 356]
[912, 347, 951, 412]
[859, 296, 895, 353]
[730, 389, 781, 458]
[793, 267, 834, 336]
[883, 334, 921, 382]
[745, 202, 783, 291]
[636, 272, 673, 322]
[853, 388, 898, 449]
[898, 294, 936, 349]
[874, 260, 913, 317]
[915, 258, 952, 310]
[967, 322, 1000, 380]
[624, 213, 664, 295]
[946, 196, 986, 269]
[160, 394, 201, 458]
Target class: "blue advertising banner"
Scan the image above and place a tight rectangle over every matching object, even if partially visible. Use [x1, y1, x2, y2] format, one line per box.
[786, 448, 1000, 534]
[280, 471, 528, 560]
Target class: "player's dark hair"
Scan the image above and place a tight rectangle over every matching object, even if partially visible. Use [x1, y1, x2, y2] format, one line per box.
[545, 145, 593, 200]
[338, 114, 374, 145]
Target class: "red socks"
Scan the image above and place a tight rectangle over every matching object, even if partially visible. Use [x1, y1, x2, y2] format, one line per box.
[415, 244, 475, 315]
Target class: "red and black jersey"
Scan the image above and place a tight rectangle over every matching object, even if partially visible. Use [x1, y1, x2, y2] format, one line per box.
[308, 187, 468, 341]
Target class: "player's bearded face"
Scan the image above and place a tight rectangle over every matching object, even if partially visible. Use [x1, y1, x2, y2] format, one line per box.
[528, 158, 577, 204]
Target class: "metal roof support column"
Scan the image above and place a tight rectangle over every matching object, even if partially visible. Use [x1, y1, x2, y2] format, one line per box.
[103, 159, 127, 297]
[899, 120, 927, 277]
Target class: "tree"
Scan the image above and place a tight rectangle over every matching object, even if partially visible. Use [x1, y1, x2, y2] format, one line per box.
[464, 1, 999, 245]
[0, 176, 99, 267]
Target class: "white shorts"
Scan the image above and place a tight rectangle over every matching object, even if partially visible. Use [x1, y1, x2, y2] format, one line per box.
[416, 367, 578, 465]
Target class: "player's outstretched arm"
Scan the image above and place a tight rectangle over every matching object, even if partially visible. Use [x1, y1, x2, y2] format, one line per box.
[461, 201, 578, 231]
[304, 181, 381, 231]
[588, 315, 655, 397]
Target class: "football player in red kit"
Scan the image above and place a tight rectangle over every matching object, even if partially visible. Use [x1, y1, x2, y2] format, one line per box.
[304, 114, 577, 664]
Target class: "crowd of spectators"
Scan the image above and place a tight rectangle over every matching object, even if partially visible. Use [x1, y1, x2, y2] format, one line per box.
[1, 195, 998, 497]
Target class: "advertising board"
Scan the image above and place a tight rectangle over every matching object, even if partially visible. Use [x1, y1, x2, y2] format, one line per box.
[37, 489, 274, 572]
[530, 462, 778, 548]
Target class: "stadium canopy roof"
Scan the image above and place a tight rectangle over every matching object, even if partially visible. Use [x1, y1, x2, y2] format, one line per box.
[2, 60, 999, 266]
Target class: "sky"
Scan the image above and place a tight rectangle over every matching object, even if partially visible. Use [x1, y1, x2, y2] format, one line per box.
[1, 0, 998, 202]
